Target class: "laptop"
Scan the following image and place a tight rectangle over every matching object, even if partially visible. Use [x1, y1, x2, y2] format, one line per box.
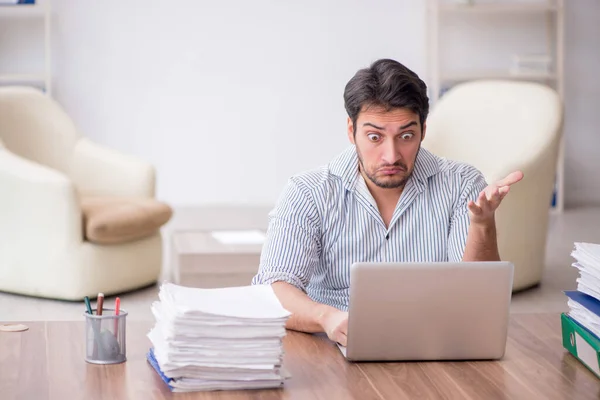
[337, 261, 514, 362]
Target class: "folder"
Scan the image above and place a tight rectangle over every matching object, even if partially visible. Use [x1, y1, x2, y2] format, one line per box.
[564, 290, 600, 315]
[561, 313, 600, 379]
[564, 290, 600, 338]
[147, 348, 175, 391]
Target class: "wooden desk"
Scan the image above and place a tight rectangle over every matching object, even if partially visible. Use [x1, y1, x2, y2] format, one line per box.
[1, 313, 598, 399]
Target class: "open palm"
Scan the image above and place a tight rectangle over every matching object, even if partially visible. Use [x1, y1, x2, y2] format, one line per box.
[468, 171, 524, 224]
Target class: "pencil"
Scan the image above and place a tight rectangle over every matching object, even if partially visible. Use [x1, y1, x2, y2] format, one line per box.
[114, 297, 121, 338]
[96, 293, 104, 316]
[84, 296, 93, 314]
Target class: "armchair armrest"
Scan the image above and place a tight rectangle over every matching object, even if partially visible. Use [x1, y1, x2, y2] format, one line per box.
[70, 138, 156, 198]
[0, 148, 82, 261]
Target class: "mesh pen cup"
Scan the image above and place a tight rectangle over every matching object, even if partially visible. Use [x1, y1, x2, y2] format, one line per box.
[84, 308, 127, 364]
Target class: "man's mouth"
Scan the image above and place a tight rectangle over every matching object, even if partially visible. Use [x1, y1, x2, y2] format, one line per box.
[379, 167, 405, 175]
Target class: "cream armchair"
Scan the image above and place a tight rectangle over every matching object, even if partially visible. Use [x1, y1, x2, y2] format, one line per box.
[0, 86, 167, 300]
[423, 80, 563, 291]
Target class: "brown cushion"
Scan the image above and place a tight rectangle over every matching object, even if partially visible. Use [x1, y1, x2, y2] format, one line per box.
[81, 196, 173, 244]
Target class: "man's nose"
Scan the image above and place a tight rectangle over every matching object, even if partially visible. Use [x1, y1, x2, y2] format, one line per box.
[382, 141, 400, 165]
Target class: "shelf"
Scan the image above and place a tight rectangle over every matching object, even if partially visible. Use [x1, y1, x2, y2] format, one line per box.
[440, 70, 557, 83]
[0, 4, 46, 18]
[428, 0, 565, 212]
[438, 2, 558, 14]
[0, 74, 47, 84]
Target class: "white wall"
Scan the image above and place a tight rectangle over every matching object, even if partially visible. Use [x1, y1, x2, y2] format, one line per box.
[562, 1, 600, 208]
[1, 0, 598, 208]
[48, 0, 426, 207]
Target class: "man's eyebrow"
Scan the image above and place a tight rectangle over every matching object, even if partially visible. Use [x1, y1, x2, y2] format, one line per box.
[399, 121, 418, 130]
[362, 121, 418, 130]
[362, 122, 384, 130]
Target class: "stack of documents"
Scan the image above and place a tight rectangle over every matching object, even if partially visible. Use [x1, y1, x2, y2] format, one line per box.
[146, 283, 291, 392]
[565, 243, 600, 336]
[561, 242, 600, 379]
[571, 242, 600, 302]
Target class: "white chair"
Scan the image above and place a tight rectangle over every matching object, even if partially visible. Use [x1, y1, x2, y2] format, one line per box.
[423, 80, 563, 291]
[0, 86, 167, 300]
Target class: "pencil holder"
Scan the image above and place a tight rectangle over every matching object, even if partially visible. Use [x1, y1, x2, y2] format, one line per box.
[84, 308, 127, 364]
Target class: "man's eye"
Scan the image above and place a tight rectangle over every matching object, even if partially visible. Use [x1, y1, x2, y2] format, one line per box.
[401, 133, 414, 140]
[367, 133, 381, 142]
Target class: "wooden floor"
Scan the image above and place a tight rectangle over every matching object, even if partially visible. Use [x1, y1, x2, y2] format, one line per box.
[1, 206, 600, 322]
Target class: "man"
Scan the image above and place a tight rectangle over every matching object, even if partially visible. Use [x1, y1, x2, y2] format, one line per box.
[251, 59, 523, 347]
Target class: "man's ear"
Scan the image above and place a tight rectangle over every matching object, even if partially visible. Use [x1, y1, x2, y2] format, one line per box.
[421, 122, 427, 142]
[347, 117, 355, 144]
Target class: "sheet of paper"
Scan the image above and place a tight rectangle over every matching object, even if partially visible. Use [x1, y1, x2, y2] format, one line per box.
[571, 243, 600, 303]
[211, 230, 266, 245]
[159, 282, 291, 319]
[573, 243, 600, 271]
[337, 343, 347, 357]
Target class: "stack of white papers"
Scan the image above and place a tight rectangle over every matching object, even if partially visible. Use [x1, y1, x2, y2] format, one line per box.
[146, 283, 291, 392]
[566, 243, 600, 336]
[571, 242, 600, 300]
[566, 295, 600, 339]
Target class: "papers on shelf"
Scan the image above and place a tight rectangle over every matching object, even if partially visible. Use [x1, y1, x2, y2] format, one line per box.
[510, 53, 552, 75]
[210, 230, 266, 245]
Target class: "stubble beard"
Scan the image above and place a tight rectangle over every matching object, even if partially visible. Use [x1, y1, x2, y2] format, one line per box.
[356, 147, 418, 190]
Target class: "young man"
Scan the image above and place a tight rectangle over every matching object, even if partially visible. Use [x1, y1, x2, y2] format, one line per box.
[251, 59, 523, 346]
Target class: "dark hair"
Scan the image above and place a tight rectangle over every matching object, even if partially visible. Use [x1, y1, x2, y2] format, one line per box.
[343, 59, 429, 135]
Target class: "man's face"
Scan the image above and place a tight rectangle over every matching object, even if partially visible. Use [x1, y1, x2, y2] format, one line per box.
[347, 106, 425, 190]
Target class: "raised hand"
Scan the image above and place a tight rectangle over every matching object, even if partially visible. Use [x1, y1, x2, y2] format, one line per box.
[468, 171, 524, 225]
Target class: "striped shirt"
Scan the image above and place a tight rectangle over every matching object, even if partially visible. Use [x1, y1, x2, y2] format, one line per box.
[251, 145, 487, 311]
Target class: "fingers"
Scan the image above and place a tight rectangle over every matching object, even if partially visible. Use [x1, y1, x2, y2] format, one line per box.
[335, 313, 349, 346]
[330, 325, 347, 346]
[336, 332, 348, 347]
[470, 186, 502, 218]
[340, 315, 348, 335]
[470, 174, 518, 220]
[325, 311, 349, 346]
[495, 171, 524, 187]
[489, 186, 501, 204]
[468, 200, 482, 216]
[480, 185, 507, 207]
[478, 190, 491, 211]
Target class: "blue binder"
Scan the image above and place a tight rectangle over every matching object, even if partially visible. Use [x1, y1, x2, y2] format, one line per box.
[146, 348, 174, 391]
[564, 290, 600, 317]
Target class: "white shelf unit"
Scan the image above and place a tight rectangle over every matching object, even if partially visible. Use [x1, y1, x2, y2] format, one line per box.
[427, 0, 565, 213]
[0, 1, 51, 96]
[438, 2, 558, 13]
[441, 70, 557, 82]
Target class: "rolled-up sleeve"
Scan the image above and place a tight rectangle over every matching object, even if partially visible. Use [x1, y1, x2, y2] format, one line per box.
[251, 178, 322, 292]
[447, 170, 488, 262]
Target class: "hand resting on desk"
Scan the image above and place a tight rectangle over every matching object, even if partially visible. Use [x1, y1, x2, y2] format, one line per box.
[320, 308, 348, 347]
[271, 281, 349, 346]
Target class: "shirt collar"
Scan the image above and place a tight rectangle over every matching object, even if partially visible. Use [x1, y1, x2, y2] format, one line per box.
[329, 144, 440, 192]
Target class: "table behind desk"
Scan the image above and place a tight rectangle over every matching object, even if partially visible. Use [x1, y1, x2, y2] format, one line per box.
[1, 314, 598, 400]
